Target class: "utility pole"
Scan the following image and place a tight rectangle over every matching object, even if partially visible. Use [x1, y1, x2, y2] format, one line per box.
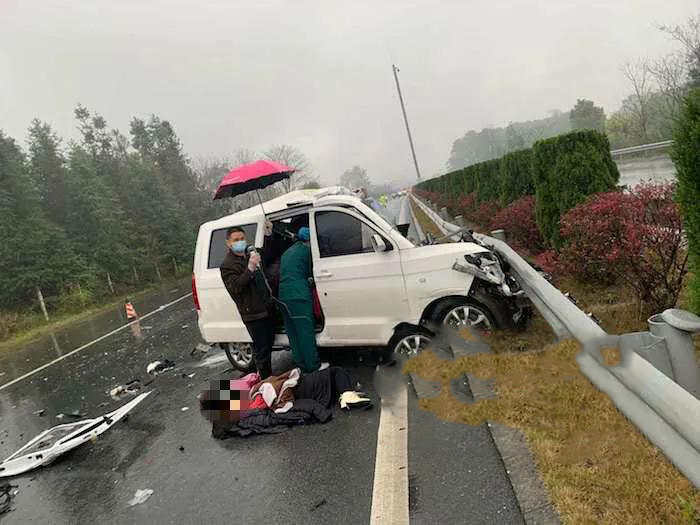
[392, 64, 422, 181]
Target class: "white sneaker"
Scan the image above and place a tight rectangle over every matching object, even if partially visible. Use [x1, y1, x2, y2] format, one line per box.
[318, 362, 330, 371]
[339, 391, 372, 410]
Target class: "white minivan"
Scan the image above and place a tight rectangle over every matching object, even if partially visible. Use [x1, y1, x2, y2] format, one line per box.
[192, 187, 529, 371]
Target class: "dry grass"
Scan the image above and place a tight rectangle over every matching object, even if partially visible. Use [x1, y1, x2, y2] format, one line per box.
[404, 342, 700, 524]
[410, 199, 448, 241]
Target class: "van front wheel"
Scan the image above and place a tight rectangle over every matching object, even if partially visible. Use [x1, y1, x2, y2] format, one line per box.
[223, 342, 255, 373]
[433, 298, 496, 335]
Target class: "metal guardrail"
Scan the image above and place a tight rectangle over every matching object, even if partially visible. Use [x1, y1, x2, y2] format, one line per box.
[610, 140, 674, 157]
[410, 194, 700, 488]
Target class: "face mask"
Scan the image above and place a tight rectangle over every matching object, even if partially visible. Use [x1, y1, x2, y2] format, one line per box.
[231, 240, 247, 253]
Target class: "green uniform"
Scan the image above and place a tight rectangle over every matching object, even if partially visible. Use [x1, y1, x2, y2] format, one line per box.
[278, 241, 319, 372]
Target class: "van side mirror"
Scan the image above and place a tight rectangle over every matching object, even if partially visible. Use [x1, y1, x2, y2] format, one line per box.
[371, 234, 388, 253]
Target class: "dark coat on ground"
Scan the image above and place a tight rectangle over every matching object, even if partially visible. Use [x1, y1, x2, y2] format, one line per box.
[211, 399, 332, 438]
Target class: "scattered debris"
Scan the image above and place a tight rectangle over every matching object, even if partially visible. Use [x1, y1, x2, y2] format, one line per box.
[33, 409, 45, 417]
[309, 498, 327, 512]
[181, 324, 188, 329]
[109, 379, 142, 399]
[180, 372, 196, 379]
[181, 407, 189, 412]
[146, 360, 175, 376]
[178, 446, 185, 452]
[127, 488, 154, 506]
[0, 481, 17, 515]
[0, 392, 151, 478]
[56, 411, 86, 421]
[190, 343, 211, 357]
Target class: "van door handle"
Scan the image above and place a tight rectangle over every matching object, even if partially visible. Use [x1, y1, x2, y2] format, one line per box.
[317, 270, 333, 279]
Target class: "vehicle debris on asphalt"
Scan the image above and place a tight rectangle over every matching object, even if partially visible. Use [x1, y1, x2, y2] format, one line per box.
[56, 410, 87, 420]
[109, 379, 142, 399]
[0, 392, 151, 478]
[0, 481, 17, 515]
[146, 359, 175, 376]
[128, 488, 154, 506]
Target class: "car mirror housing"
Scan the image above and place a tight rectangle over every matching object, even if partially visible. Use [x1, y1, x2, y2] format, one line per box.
[371, 234, 388, 253]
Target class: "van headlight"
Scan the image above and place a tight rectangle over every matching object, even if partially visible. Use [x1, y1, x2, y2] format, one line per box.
[452, 252, 505, 285]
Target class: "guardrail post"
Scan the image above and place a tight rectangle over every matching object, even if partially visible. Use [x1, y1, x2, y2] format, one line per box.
[440, 207, 449, 221]
[35, 286, 49, 321]
[648, 310, 700, 399]
[490, 229, 507, 242]
[454, 215, 465, 227]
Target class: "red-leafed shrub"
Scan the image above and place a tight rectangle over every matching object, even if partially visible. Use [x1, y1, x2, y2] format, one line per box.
[558, 182, 688, 312]
[491, 196, 544, 252]
[468, 200, 502, 229]
[533, 250, 561, 275]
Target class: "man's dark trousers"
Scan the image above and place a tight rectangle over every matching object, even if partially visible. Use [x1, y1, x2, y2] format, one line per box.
[244, 317, 275, 379]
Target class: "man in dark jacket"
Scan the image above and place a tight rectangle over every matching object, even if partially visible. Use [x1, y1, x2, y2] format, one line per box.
[220, 224, 276, 379]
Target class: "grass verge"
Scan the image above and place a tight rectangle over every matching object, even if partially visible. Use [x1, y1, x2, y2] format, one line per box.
[404, 343, 700, 524]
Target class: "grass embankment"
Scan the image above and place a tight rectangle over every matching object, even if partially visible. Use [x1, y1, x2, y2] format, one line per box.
[408, 198, 700, 524]
[409, 198, 448, 241]
[0, 276, 190, 350]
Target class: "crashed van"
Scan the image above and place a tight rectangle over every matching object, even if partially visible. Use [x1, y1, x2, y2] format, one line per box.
[192, 187, 529, 371]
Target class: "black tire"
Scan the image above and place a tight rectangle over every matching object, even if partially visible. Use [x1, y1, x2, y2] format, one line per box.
[432, 297, 498, 333]
[383, 326, 433, 358]
[223, 342, 255, 373]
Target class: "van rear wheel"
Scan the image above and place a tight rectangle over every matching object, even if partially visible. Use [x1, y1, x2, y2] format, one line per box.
[223, 342, 255, 373]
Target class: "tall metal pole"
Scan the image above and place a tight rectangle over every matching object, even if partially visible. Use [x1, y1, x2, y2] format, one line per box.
[392, 64, 422, 181]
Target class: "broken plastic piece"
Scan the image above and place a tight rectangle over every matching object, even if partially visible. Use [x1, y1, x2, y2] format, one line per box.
[128, 488, 154, 506]
[146, 360, 175, 376]
[0, 392, 151, 478]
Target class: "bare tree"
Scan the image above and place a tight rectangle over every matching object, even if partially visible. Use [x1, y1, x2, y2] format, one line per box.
[647, 51, 688, 120]
[659, 16, 700, 83]
[263, 144, 312, 192]
[622, 60, 652, 143]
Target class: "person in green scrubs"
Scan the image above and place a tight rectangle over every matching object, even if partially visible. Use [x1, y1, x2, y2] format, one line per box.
[278, 227, 327, 372]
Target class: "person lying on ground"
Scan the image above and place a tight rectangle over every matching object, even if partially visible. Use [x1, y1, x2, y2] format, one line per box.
[198, 366, 372, 438]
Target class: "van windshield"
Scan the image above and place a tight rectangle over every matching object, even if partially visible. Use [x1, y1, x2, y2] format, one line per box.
[207, 223, 257, 269]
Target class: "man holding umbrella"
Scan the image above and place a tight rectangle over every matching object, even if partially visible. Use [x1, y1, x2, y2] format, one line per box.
[213, 160, 300, 380]
[220, 222, 276, 379]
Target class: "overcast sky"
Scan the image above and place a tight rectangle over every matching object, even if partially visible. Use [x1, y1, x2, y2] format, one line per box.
[1, 1, 697, 186]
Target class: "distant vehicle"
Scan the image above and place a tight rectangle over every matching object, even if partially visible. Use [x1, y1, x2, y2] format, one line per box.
[192, 187, 529, 371]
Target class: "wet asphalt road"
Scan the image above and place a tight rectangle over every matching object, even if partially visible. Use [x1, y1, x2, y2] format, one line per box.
[0, 201, 522, 524]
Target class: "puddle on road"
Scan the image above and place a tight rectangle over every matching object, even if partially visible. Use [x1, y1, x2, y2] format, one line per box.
[0, 281, 192, 384]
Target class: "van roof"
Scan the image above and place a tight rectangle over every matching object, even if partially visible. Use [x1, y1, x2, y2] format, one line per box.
[201, 187, 365, 229]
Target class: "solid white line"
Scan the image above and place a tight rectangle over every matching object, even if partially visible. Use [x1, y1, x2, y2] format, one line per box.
[370, 384, 409, 525]
[0, 293, 193, 393]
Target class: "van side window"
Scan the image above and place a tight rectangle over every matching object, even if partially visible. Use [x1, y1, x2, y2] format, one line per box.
[207, 223, 257, 269]
[315, 211, 389, 257]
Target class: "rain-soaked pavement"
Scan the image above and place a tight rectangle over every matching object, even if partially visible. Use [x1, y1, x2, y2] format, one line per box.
[0, 200, 522, 524]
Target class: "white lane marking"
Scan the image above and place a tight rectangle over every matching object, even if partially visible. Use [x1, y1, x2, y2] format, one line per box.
[370, 384, 409, 525]
[0, 293, 193, 393]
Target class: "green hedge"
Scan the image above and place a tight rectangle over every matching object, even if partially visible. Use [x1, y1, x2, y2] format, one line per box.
[532, 130, 619, 247]
[671, 88, 700, 313]
[415, 130, 618, 247]
[499, 149, 534, 205]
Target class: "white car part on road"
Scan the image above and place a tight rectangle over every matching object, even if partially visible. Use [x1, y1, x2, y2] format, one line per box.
[0, 391, 151, 478]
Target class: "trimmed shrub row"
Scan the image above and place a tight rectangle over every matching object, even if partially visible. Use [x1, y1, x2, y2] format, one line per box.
[416, 130, 619, 247]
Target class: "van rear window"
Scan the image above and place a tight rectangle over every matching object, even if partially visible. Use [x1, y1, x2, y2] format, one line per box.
[208, 224, 257, 269]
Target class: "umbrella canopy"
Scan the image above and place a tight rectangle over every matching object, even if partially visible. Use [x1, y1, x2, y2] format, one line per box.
[213, 160, 295, 200]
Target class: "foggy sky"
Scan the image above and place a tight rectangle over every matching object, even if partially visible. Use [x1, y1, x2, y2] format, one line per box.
[1, 0, 697, 186]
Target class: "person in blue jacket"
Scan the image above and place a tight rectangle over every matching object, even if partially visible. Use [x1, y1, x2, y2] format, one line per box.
[278, 227, 328, 372]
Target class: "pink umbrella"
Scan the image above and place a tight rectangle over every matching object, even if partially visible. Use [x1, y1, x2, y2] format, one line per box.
[213, 160, 295, 213]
